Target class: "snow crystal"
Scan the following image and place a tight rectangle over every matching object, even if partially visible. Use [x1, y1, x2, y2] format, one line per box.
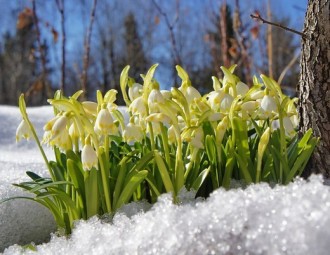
[1, 105, 330, 255]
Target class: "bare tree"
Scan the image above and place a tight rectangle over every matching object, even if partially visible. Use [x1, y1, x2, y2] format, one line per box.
[299, 0, 330, 177]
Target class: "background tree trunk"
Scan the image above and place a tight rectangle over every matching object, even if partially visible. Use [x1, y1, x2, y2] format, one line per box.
[299, 0, 330, 177]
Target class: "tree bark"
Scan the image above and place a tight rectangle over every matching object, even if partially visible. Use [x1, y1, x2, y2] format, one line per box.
[299, 0, 330, 177]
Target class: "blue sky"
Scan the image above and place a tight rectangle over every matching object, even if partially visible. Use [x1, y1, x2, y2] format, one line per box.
[0, 0, 308, 89]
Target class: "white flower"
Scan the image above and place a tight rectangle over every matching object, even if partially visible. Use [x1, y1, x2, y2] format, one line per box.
[220, 94, 234, 112]
[129, 96, 147, 117]
[241, 101, 258, 112]
[148, 89, 165, 113]
[16, 120, 32, 142]
[208, 112, 225, 122]
[128, 83, 143, 101]
[260, 95, 277, 115]
[43, 115, 60, 131]
[94, 108, 117, 135]
[82, 144, 98, 171]
[208, 90, 225, 110]
[180, 86, 201, 104]
[52, 116, 68, 139]
[51, 129, 72, 151]
[123, 123, 143, 143]
[250, 90, 264, 100]
[216, 116, 228, 145]
[274, 117, 296, 137]
[236, 81, 249, 96]
[283, 117, 295, 137]
[191, 127, 204, 149]
[147, 122, 161, 136]
[42, 130, 52, 144]
[69, 122, 79, 139]
[146, 113, 172, 125]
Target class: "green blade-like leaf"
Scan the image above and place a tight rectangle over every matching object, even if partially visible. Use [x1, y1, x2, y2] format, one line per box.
[120, 65, 131, 106]
[176, 65, 190, 83]
[67, 159, 85, 198]
[191, 167, 211, 192]
[115, 170, 148, 210]
[84, 169, 99, 218]
[28, 181, 72, 193]
[154, 151, 174, 193]
[234, 152, 252, 184]
[26, 171, 44, 182]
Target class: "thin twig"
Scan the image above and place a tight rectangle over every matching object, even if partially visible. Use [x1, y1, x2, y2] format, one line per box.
[55, 0, 66, 93]
[31, 0, 51, 101]
[152, 0, 182, 66]
[250, 13, 307, 38]
[278, 53, 299, 86]
[81, 0, 98, 97]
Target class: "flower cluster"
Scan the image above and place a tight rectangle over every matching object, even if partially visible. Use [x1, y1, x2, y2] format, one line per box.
[13, 64, 317, 234]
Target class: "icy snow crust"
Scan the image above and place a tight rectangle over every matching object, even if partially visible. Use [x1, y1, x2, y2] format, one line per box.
[1, 105, 330, 255]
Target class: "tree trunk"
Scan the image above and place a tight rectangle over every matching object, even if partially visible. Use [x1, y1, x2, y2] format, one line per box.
[299, 0, 330, 177]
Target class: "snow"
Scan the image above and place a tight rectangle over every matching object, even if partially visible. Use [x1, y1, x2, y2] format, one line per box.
[1, 105, 330, 255]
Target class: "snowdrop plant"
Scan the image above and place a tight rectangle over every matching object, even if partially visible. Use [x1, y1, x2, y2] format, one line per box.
[3, 64, 318, 235]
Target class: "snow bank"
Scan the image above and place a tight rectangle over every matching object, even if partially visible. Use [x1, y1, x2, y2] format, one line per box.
[1, 106, 330, 255]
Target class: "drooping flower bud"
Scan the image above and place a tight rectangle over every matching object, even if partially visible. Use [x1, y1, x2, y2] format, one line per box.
[258, 127, 271, 159]
[81, 143, 98, 171]
[51, 115, 68, 139]
[180, 86, 201, 104]
[190, 127, 204, 149]
[148, 89, 165, 113]
[16, 119, 32, 142]
[236, 81, 249, 96]
[260, 95, 277, 115]
[123, 123, 143, 143]
[129, 96, 147, 117]
[220, 94, 234, 112]
[216, 116, 228, 145]
[128, 83, 143, 101]
[94, 108, 117, 135]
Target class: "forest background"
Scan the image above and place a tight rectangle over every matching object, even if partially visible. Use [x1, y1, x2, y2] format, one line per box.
[0, 0, 307, 105]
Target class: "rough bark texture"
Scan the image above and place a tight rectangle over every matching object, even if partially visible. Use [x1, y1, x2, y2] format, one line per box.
[299, 0, 330, 177]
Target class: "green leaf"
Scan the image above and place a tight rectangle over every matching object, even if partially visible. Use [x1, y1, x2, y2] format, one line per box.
[233, 117, 253, 173]
[285, 137, 318, 184]
[29, 181, 72, 193]
[176, 65, 190, 83]
[120, 65, 131, 106]
[71, 90, 84, 100]
[191, 167, 211, 192]
[220, 66, 236, 85]
[143, 64, 159, 101]
[113, 156, 130, 208]
[212, 76, 221, 90]
[115, 170, 148, 210]
[154, 151, 174, 193]
[84, 169, 99, 218]
[234, 152, 252, 184]
[222, 138, 235, 189]
[26, 171, 44, 182]
[36, 190, 80, 220]
[205, 135, 217, 165]
[67, 159, 85, 197]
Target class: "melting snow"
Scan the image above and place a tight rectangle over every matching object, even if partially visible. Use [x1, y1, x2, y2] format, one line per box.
[1, 105, 330, 255]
